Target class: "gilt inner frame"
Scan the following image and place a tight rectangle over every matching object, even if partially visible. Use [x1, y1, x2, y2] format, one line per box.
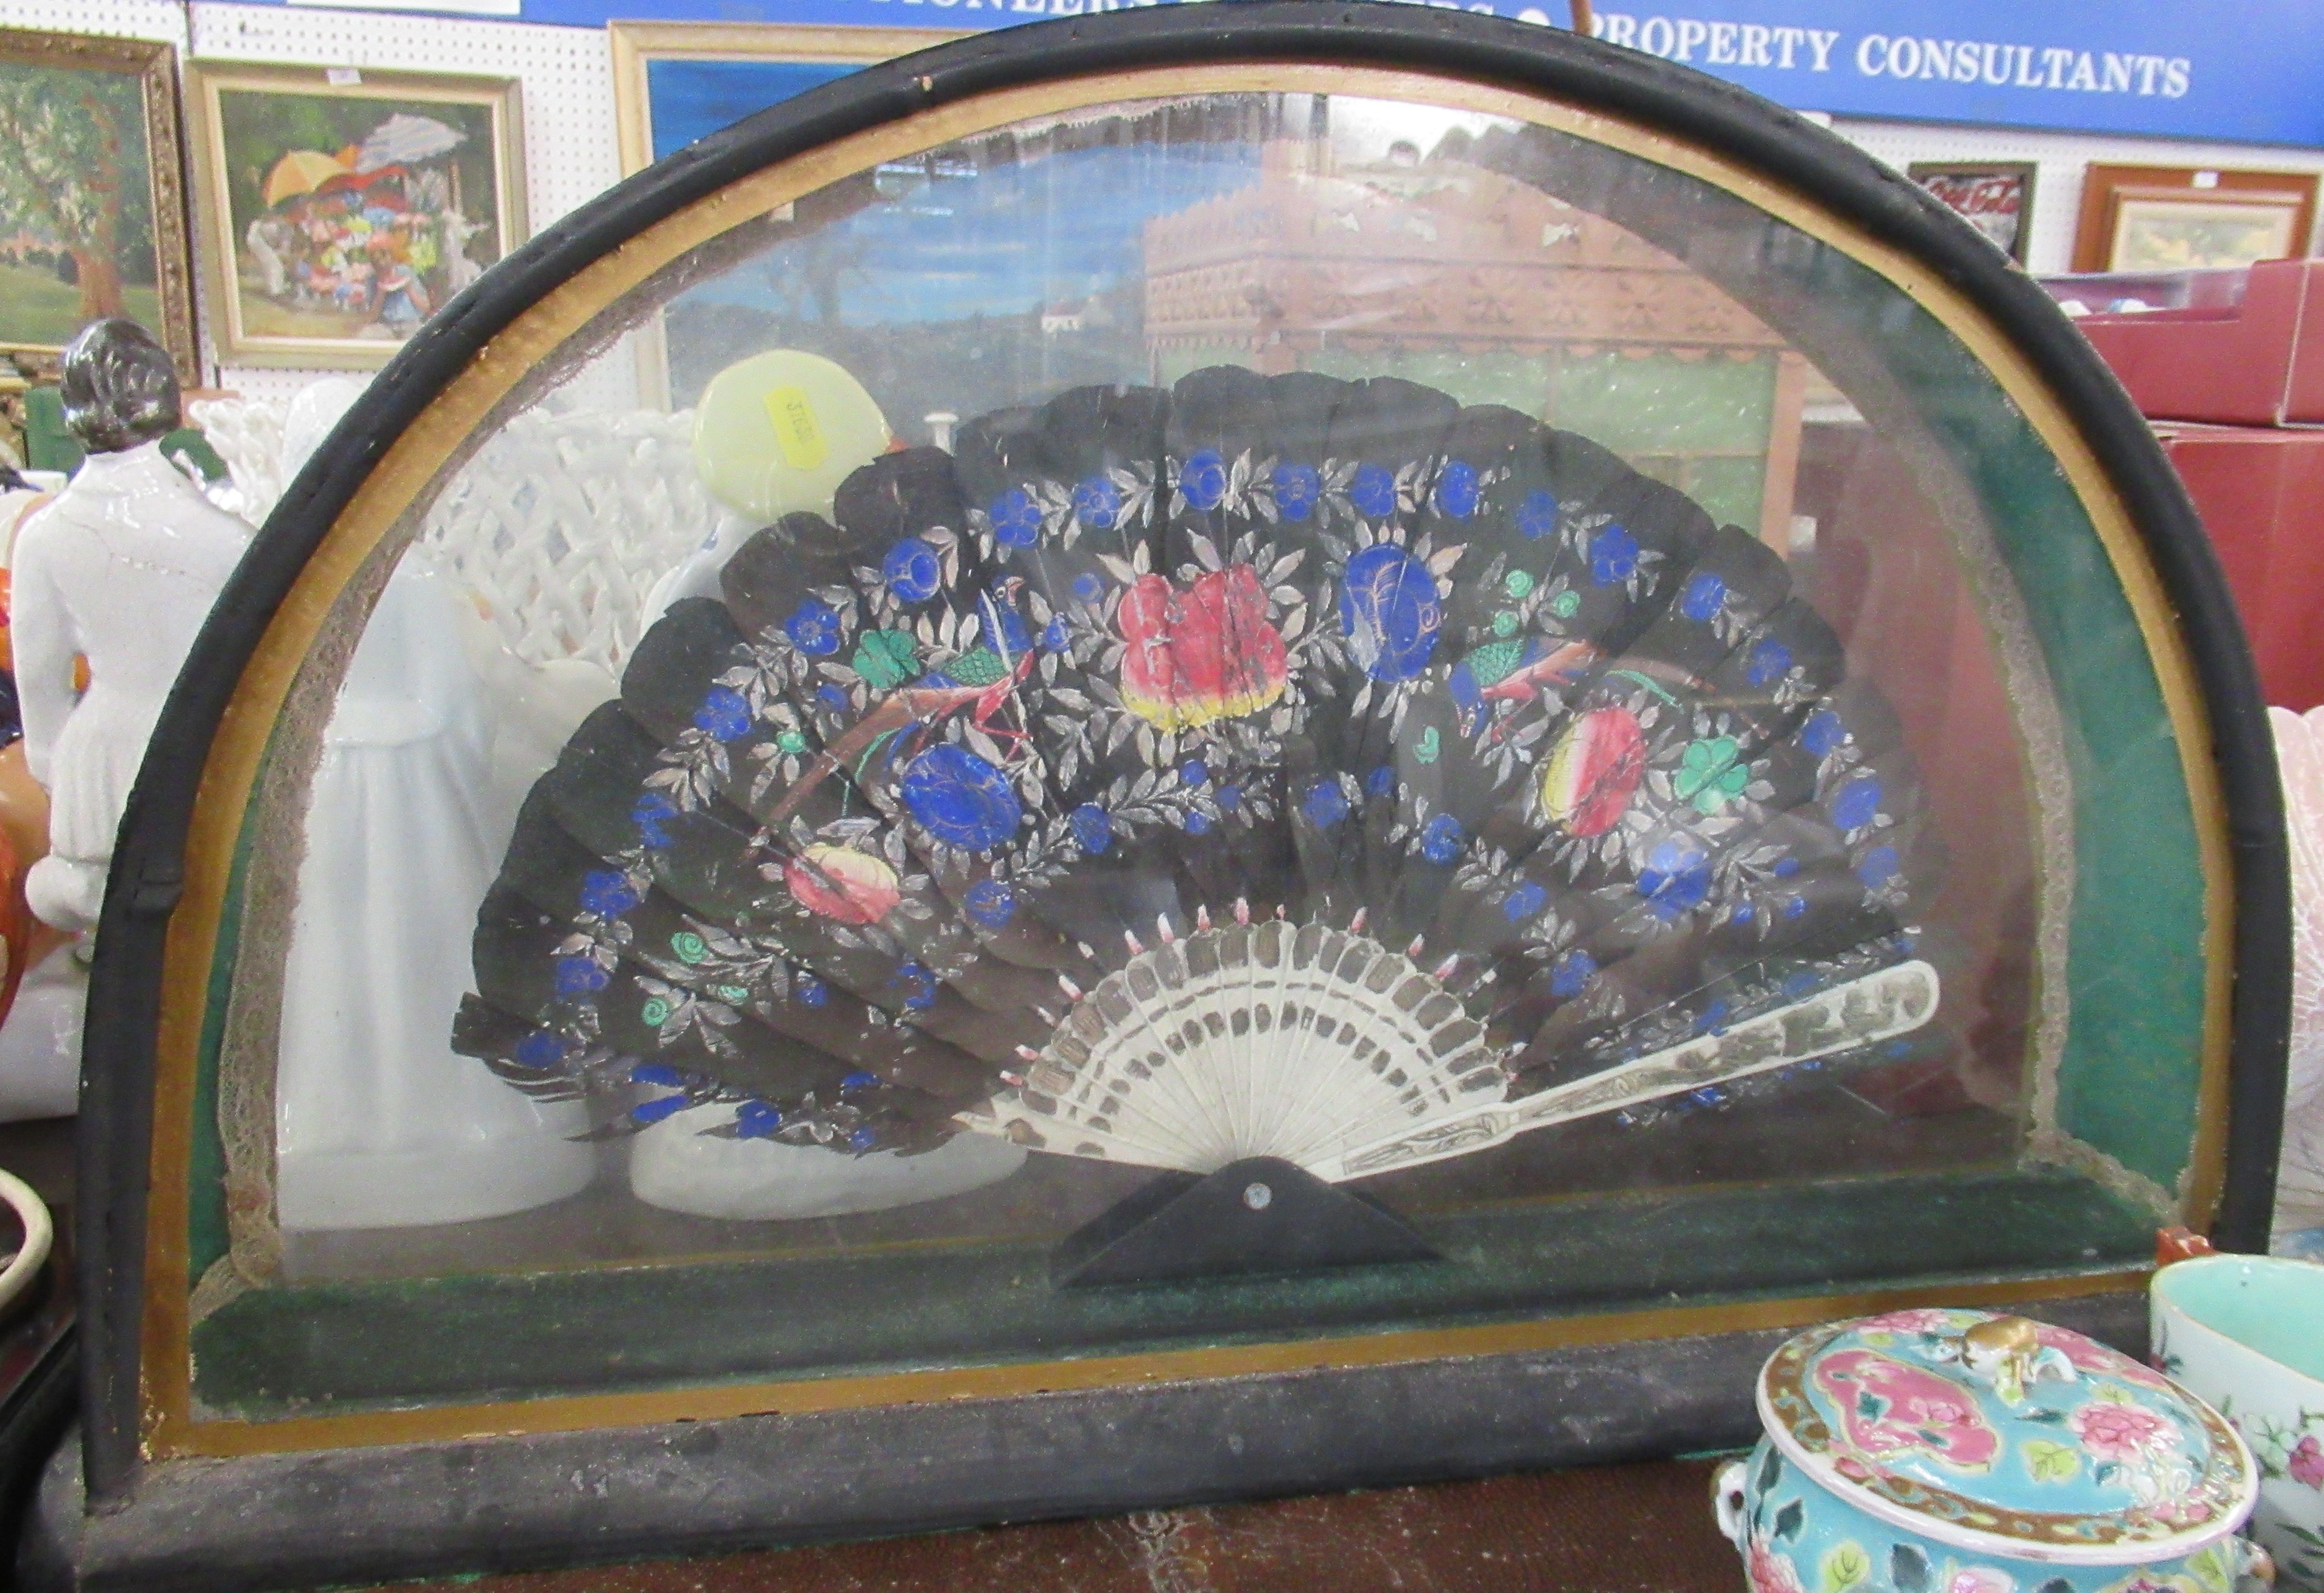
[141, 61, 2232, 1462]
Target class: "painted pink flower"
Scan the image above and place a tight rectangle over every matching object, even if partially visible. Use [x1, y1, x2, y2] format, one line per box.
[1945, 1569, 2016, 1593]
[1861, 1308, 1961, 1336]
[1117, 565, 1288, 733]
[2069, 1400, 2173, 1463]
[2033, 1324, 2171, 1389]
[1746, 1536, 1808, 1593]
[2290, 1433, 2324, 1489]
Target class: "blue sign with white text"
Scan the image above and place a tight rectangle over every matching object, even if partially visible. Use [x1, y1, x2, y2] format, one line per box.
[261, 0, 2324, 149]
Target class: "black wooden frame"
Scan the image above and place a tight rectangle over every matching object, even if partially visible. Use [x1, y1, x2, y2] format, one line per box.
[61, 0, 2287, 1568]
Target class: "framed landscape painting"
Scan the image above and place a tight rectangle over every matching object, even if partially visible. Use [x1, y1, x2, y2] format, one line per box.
[0, 29, 196, 377]
[2073, 163, 2319, 273]
[186, 62, 526, 368]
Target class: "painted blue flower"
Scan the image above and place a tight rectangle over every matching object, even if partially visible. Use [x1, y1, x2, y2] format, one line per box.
[1366, 765, 1396, 799]
[581, 870, 640, 918]
[1179, 449, 1228, 512]
[553, 955, 609, 997]
[797, 975, 828, 1009]
[1551, 949, 1598, 998]
[1070, 802, 1114, 855]
[1774, 855, 1800, 879]
[1072, 474, 1121, 530]
[1800, 709, 1845, 758]
[1781, 971, 1820, 1002]
[1340, 542, 1442, 682]
[964, 878, 1017, 928]
[1419, 813, 1464, 864]
[1832, 776, 1883, 832]
[1273, 461, 1321, 521]
[1781, 894, 1808, 919]
[1731, 901, 1756, 925]
[1516, 488, 1561, 540]
[785, 598, 842, 656]
[1350, 462, 1398, 519]
[1184, 810, 1214, 837]
[735, 1101, 782, 1139]
[1637, 839, 1711, 920]
[1448, 661, 1485, 735]
[882, 537, 943, 604]
[1072, 572, 1105, 604]
[514, 1031, 567, 1070]
[1180, 759, 1209, 788]
[1217, 784, 1242, 813]
[1503, 881, 1547, 922]
[848, 1126, 879, 1152]
[1680, 572, 1727, 623]
[631, 791, 677, 849]
[694, 685, 754, 740]
[842, 1070, 880, 1093]
[1747, 639, 1793, 687]
[901, 744, 1022, 851]
[1042, 616, 1070, 653]
[1693, 1000, 1730, 1036]
[817, 684, 850, 715]
[1857, 844, 1900, 890]
[989, 488, 1042, 547]
[1303, 778, 1349, 830]
[632, 1093, 689, 1125]
[1589, 524, 1639, 586]
[1435, 459, 1481, 520]
[631, 1063, 685, 1088]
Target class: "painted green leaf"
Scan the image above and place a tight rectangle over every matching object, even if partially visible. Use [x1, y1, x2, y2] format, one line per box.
[2024, 1438, 2081, 1483]
[1890, 1542, 1930, 1593]
[1773, 1498, 1805, 1542]
[1819, 1540, 1870, 1592]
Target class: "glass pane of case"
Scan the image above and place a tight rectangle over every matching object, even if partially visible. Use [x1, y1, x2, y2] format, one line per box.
[176, 80, 2208, 1427]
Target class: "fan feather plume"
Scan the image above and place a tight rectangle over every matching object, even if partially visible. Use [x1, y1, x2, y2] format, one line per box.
[455, 367, 1940, 1180]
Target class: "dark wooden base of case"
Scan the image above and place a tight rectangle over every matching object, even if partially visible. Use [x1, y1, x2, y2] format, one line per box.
[18, 1290, 2144, 1593]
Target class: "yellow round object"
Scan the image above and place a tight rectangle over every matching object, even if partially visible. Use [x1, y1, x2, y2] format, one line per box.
[690, 350, 890, 522]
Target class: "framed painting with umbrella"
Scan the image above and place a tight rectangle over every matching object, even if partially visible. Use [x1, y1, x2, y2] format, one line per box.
[185, 62, 525, 368]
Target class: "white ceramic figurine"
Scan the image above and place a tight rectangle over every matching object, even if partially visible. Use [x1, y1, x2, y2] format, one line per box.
[13, 321, 251, 934]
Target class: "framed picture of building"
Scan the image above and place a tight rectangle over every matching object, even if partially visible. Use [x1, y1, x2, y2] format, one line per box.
[2073, 164, 2319, 272]
[185, 61, 526, 369]
[0, 28, 196, 378]
[1908, 162, 2035, 265]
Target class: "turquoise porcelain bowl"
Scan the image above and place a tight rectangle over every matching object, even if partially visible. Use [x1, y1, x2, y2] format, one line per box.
[2152, 1255, 2324, 1590]
[1715, 1307, 2270, 1592]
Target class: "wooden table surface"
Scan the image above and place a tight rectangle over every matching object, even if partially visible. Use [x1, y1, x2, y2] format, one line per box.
[410, 1458, 1740, 1593]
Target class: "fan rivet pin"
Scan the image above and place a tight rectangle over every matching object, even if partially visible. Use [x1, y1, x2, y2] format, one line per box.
[1242, 1182, 1273, 1211]
[1157, 914, 1175, 944]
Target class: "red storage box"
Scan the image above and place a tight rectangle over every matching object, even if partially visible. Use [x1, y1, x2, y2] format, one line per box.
[2153, 421, 2324, 709]
[2048, 259, 2324, 426]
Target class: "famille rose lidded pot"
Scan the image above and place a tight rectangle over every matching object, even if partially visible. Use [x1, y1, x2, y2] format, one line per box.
[1714, 1308, 2272, 1593]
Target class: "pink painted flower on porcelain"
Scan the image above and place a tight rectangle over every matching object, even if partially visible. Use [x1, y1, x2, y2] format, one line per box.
[1746, 1535, 1808, 1593]
[2033, 1324, 2172, 1389]
[1946, 1568, 2016, 1593]
[1860, 1308, 1962, 1336]
[2290, 1433, 2324, 1489]
[2069, 1400, 2174, 1463]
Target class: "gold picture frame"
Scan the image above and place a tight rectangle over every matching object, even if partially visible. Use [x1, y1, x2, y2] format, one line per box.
[610, 22, 966, 179]
[0, 28, 196, 379]
[185, 61, 526, 369]
[2073, 163, 2319, 273]
[609, 22, 964, 407]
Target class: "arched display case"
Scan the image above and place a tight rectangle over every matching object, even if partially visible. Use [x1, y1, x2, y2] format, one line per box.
[40, 6, 2286, 1587]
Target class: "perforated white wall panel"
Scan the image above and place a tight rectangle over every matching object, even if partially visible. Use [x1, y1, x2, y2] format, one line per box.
[1831, 117, 2324, 275]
